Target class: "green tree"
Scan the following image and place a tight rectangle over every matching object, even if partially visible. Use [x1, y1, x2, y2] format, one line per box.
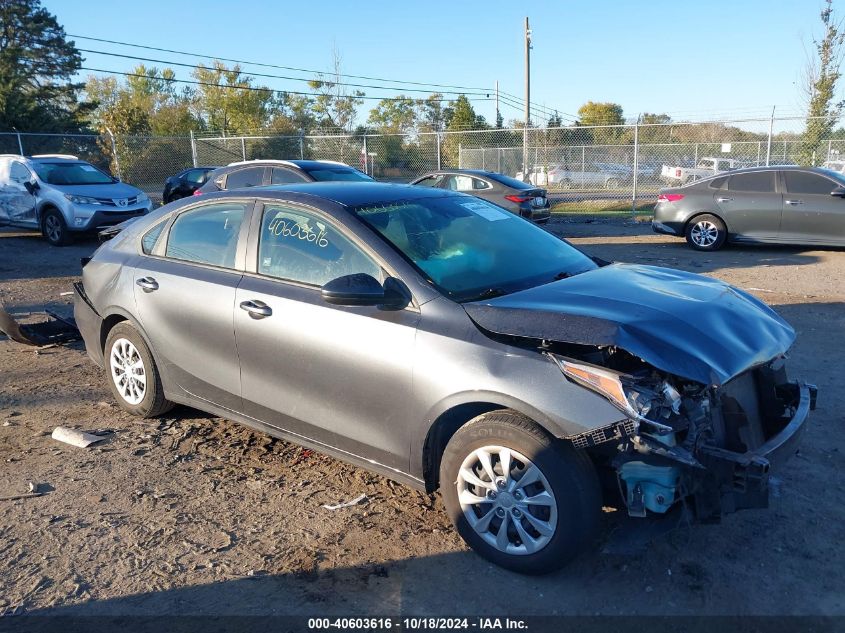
[577, 101, 624, 145]
[0, 0, 91, 132]
[367, 96, 417, 134]
[799, 0, 845, 165]
[192, 62, 277, 134]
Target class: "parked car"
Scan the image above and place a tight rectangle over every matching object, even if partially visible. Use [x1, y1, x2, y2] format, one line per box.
[660, 157, 746, 185]
[75, 181, 815, 574]
[410, 169, 550, 223]
[653, 165, 845, 250]
[0, 154, 152, 246]
[162, 166, 219, 203]
[194, 159, 373, 195]
[518, 164, 626, 190]
[822, 159, 845, 175]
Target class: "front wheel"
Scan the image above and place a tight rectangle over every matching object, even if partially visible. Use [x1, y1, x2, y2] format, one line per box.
[685, 213, 727, 251]
[42, 209, 72, 246]
[439, 411, 601, 574]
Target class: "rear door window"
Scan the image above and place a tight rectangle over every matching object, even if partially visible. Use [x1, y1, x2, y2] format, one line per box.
[727, 171, 776, 193]
[165, 202, 246, 268]
[784, 171, 838, 195]
[414, 175, 445, 188]
[444, 175, 475, 192]
[271, 168, 307, 184]
[225, 167, 265, 190]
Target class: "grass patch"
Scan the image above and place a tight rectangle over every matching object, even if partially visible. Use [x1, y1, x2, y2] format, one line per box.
[551, 198, 655, 217]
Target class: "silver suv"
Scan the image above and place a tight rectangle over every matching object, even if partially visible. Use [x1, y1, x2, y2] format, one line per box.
[0, 154, 152, 245]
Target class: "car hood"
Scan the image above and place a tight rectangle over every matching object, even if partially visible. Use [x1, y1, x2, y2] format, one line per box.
[48, 182, 143, 198]
[463, 263, 795, 386]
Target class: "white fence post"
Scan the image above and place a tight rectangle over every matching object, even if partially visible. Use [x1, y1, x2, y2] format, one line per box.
[828, 139, 832, 163]
[16, 132, 23, 155]
[240, 137, 246, 161]
[631, 119, 639, 216]
[299, 130, 305, 160]
[189, 130, 198, 168]
[105, 127, 122, 181]
[458, 143, 462, 169]
[436, 133, 442, 170]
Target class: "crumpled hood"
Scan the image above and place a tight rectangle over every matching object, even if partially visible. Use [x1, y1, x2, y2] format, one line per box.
[50, 182, 143, 199]
[464, 263, 795, 385]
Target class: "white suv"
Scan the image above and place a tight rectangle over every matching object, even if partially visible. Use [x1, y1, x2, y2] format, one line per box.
[0, 154, 152, 245]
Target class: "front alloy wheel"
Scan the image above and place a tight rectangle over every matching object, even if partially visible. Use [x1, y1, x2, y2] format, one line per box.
[440, 411, 601, 574]
[42, 209, 71, 246]
[456, 446, 557, 555]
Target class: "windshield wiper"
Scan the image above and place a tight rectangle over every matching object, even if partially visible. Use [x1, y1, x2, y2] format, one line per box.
[462, 288, 509, 302]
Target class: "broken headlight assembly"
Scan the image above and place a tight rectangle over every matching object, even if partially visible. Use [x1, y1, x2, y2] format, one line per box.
[548, 354, 681, 435]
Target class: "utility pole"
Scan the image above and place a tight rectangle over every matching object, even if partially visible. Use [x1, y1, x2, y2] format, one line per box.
[495, 80, 500, 126]
[765, 105, 775, 167]
[523, 16, 532, 178]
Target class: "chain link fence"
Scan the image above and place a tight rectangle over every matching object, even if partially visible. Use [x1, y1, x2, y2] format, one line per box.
[4, 116, 845, 213]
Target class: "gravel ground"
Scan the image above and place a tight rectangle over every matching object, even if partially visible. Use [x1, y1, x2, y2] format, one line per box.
[0, 220, 843, 617]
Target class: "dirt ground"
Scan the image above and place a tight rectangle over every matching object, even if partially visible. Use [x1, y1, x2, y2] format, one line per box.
[0, 219, 843, 618]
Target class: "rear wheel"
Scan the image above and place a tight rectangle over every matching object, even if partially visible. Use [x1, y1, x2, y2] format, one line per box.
[439, 411, 601, 574]
[605, 177, 620, 189]
[41, 209, 71, 246]
[104, 322, 174, 418]
[685, 213, 727, 251]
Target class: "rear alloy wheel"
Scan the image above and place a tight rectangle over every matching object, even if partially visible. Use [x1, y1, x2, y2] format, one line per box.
[42, 209, 71, 246]
[605, 178, 620, 190]
[440, 411, 601, 574]
[686, 213, 727, 251]
[105, 322, 174, 418]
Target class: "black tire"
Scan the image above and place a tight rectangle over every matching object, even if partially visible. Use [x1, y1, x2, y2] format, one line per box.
[685, 213, 727, 251]
[439, 410, 601, 574]
[41, 208, 72, 246]
[104, 322, 174, 418]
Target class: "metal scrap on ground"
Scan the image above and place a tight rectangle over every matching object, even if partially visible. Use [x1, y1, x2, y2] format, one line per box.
[51, 426, 108, 448]
[322, 494, 368, 510]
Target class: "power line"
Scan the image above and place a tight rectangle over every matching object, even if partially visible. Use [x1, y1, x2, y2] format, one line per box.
[70, 33, 494, 93]
[79, 66, 494, 104]
[79, 48, 492, 97]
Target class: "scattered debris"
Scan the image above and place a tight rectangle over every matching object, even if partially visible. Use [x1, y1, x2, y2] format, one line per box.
[322, 494, 368, 511]
[51, 426, 109, 448]
[0, 299, 79, 346]
[0, 492, 44, 502]
[747, 287, 775, 293]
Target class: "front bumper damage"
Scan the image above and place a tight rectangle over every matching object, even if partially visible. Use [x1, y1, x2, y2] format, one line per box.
[571, 371, 817, 523]
[694, 381, 816, 518]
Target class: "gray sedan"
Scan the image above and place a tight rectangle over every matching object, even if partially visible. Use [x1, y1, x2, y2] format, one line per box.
[410, 169, 551, 223]
[653, 166, 845, 250]
[75, 182, 814, 573]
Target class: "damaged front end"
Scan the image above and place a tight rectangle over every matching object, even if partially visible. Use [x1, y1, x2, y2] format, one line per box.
[463, 263, 817, 524]
[548, 347, 816, 522]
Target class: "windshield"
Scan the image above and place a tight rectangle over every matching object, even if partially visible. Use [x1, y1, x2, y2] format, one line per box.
[351, 195, 597, 302]
[32, 162, 115, 185]
[817, 167, 845, 183]
[302, 166, 373, 182]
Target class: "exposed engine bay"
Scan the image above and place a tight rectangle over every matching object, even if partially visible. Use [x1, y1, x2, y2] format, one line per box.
[545, 342, 816, 522]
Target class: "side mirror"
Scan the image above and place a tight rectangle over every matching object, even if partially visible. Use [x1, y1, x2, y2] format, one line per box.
[831, 186, 845, 197]
[321, 273, 410, 310]
[23, 178, 39, 194]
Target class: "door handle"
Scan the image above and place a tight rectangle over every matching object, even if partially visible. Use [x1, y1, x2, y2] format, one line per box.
[785, 199, 804, 205]
[716, 197, 733, 203]
[136, 277, 159, 292]
[239, 300, 272, 319]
